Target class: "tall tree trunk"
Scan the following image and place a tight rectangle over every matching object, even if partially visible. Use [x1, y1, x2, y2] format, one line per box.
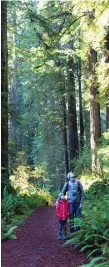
[78, 59, 84, 151]
[1, 1, 8, 190]
[106, 96, 109, 130]
[84, 110, 90, 144]
[105, 26, 109, 130]
[67, 45, 79, 169]
[62, 94, 69, 176]
[9, 14, 18, 173]
[10, 58, 17, 140]
[59, 69, 69, 176]
[89, 48, 101, 171]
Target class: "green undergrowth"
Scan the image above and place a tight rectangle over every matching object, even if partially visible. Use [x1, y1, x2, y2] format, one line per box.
[1, 186, 52, 240]
[64, 173, 109, 267]
[66, 132, 109, 266]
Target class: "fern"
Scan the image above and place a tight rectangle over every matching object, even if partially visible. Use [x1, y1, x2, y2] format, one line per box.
[4, 226, 17, 240]
[103, 229, 109, 237]
[87, 249, 100, 258]
[79, 256, 107, 267]
[94, 263, 109, 267]
[81, 244, 93, 252]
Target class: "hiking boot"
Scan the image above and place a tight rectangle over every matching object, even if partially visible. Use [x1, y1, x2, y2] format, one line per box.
[58, 234, 62, 240]
[62, 234, 67, 240]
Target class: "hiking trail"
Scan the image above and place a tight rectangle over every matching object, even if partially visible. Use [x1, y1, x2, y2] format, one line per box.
[2, 205, 89, 267]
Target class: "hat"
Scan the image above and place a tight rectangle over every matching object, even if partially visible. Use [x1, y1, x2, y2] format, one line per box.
[67, 172, 75, 180]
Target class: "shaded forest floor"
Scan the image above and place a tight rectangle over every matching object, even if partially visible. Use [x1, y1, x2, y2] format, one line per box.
[2, 205, 89, 267]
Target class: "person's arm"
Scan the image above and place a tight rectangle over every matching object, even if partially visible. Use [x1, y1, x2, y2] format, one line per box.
[56, 199, 59, 208]
[61, 182, 68, 196]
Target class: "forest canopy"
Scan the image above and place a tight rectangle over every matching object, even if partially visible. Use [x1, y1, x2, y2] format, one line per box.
[1, 0, 109, 191]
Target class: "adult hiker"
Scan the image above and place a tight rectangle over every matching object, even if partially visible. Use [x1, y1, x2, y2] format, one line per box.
[61, 172, 84, 233]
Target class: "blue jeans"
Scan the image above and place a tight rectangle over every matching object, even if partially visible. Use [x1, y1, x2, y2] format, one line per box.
[69, 202, 81, 232]
[58, 220, 67, 236]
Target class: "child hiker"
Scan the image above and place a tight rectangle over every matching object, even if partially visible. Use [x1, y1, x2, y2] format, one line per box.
[56, 193, 69, 240]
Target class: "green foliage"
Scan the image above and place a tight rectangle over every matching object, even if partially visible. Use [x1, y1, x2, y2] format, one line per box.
[2, 186, 16, 218]
[1, 185, 52, 240]
[1, 217, 17, 240]
[63, 131, 109, 265]
[3, 226, 18, 240]
[9, 165, 47, 194]
[8, 0, 109, 191]
[73, 146, 91, 176]
[1, 186, 28, 239]
[73, 131, 109, 179]
[79, 256, 109, 267]
[64, 177, 109, 266]
[88, 180, 109, 195]
[1, 186, 28, 217]
[9, 165, 31, 193]
[21, 194, 42, 209]
[97, 133, 109, 176]
[23, 190, 52, 209]
[4, 6, 109, 265]
[52, 190, 60, 200]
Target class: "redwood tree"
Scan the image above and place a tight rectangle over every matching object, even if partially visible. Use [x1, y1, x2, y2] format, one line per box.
[1, 1, 8, 190]
[89, 48, 101, 171]
[105, 26, 109, 130]
[67, 43, 79, 169]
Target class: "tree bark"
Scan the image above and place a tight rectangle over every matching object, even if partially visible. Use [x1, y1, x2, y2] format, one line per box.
[78, 59, 84, 151]
[67, 45, 79, 169]
[105, 26, 109, 130]
[62, 95, 69, 176]
[106, 96, 109, 130]
[9, 16, 18, 173]
[89, 48, 101, 171]
[59, 69, 69, 176]
[1, 1, 8, 187]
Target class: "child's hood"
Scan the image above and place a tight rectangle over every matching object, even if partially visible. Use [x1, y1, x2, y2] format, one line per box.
[58, 199, 67, 203]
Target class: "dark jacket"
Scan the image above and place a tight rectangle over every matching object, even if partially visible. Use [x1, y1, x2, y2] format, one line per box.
[62, 178, 84, 205]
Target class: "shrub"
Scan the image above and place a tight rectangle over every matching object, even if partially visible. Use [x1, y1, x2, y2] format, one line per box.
[79, 256, 109, 267]
[73, 146, 91, 176]
[64, 177, 109, 266]
[1, 217, 17, 240]
[1, 185, 52, 240]
[65, 192, 109, 266]
[1, 187, 28, 218]
[23, 190, 52, 209]
[1, 187, 28, 240]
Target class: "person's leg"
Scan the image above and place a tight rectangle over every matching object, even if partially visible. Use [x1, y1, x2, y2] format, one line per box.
[58, 220, 62, 239]
[69, 203, 75, 233]
[75, 203, 81, 231]
[62, 220, 67, 239]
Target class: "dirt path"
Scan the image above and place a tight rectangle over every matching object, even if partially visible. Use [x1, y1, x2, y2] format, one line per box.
[2, 206, 88, 267]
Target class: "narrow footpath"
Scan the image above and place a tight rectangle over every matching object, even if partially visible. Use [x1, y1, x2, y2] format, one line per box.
[2, 206, 88, 267]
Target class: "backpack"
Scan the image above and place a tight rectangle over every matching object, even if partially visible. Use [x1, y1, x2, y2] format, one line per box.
[67, 180, 81, 191]
[66, 180, 81, 203]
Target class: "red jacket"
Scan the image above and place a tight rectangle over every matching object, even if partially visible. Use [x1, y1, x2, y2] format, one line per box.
[56, 199, 69, 220]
